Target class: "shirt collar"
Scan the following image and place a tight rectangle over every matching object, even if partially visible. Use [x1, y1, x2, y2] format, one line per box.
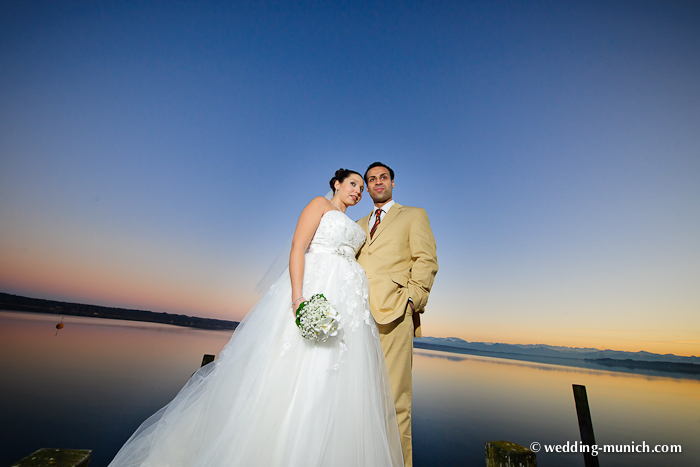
[373, 199, 395, 215]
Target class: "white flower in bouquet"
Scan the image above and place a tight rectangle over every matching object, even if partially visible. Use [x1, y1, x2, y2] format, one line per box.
[295, 294, 341, 342]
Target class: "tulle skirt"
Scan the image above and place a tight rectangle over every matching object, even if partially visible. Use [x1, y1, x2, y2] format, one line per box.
[108, 250, 403, 467]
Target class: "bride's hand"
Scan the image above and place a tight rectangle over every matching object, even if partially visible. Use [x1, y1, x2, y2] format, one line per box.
[292, 297, 307, 314]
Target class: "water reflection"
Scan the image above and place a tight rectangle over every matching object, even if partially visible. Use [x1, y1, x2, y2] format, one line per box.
[0, 312, 231, 467]
[1, 312, 698, 467]
[412, 349, 700, 466]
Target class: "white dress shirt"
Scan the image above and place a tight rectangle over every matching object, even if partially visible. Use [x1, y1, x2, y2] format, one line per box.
[371, 199, 396, 225]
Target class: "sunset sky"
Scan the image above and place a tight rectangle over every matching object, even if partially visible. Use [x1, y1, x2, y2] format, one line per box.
[1, 1, 699, 356]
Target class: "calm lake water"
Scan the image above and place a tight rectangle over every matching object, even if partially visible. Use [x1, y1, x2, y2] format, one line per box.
[1, 311, 698, 466]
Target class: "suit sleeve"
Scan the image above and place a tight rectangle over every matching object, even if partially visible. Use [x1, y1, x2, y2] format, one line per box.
[407, 209, 438, 311]
[355, 215, 369, 259]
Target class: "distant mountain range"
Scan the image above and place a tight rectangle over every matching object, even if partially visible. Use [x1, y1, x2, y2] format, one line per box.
[415, 336, 699, 364]
[414, 336, 700, 378]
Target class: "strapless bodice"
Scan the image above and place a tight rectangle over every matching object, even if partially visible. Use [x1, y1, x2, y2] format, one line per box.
[306, 210, 366, 259]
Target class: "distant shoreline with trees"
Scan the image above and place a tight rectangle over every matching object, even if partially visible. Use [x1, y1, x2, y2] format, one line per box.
[0, 292, 238, 331]
[4, 292, 698, 379]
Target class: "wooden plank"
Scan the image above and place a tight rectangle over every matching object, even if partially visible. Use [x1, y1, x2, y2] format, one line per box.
[573, 384, 600, 467]
[12, 448, 91, 467]
[485, 440, 537, 467]
[201, 354, 215, 367]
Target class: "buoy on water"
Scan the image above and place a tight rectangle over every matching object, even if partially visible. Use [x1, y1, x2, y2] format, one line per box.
[55, 317, 65, 336]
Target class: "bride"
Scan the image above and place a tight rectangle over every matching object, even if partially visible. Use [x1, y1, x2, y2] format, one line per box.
[108, 169, 404, 467]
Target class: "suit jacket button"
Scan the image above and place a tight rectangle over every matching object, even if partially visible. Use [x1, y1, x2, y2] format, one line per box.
[368, 252, 372, 256]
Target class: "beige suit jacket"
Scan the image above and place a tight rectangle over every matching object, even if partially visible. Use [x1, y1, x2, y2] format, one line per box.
[356, 203, 438, 337]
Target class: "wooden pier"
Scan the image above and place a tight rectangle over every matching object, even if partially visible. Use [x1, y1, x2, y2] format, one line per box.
[12, 449, 91, 467]
[485, 440, 537, 466]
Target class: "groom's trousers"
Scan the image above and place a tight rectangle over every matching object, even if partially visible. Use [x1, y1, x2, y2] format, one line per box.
[377, 303, 414, 467]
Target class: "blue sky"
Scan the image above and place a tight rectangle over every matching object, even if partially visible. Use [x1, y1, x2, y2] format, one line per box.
[1, 0, 699, 355]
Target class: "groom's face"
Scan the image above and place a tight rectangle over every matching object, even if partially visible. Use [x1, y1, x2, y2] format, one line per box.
[366, 166, 394, 204]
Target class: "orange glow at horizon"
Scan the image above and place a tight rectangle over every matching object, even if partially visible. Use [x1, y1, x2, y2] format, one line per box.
[0, 229, 258, 321]
[2, 223, 697, 357]
[3, 249, 698, 357]
[426, 322, 700, 357]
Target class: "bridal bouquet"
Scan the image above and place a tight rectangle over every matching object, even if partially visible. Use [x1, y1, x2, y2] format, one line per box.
[295, 294, 341, 342]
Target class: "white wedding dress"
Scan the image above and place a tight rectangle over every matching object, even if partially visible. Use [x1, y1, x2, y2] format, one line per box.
[108, 209, 403, 467]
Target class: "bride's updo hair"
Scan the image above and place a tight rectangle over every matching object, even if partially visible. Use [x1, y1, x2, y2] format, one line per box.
[329, 168, 362, 192]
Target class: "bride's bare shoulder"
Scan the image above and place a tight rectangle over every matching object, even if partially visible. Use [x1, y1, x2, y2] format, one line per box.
[299, 196, 333, 217]
[310, 196, 331, 205]
[307, 196, 335, 211]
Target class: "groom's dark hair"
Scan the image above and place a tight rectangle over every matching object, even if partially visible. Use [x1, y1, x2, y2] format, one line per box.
[364, 162, 394, 184]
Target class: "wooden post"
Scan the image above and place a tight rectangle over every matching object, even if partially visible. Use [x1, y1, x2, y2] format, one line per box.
[485, 441, 536, 467]
[12, 448, 91, 467]
[572, 384, 599, 467]
[201, 354, 215, 367]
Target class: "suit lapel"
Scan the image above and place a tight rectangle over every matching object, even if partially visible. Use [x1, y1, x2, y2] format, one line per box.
[369, 203, 402, 245]
[358, 213, 370, 235]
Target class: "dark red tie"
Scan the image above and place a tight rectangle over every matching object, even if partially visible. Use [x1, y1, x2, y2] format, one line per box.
[370, 208, 382, 239]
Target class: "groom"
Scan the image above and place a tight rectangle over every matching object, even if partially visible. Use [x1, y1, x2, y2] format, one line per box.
[356, 162, 438, 467]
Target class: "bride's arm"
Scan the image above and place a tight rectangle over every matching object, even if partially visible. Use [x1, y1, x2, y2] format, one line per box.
[289, 197, 329, 313]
